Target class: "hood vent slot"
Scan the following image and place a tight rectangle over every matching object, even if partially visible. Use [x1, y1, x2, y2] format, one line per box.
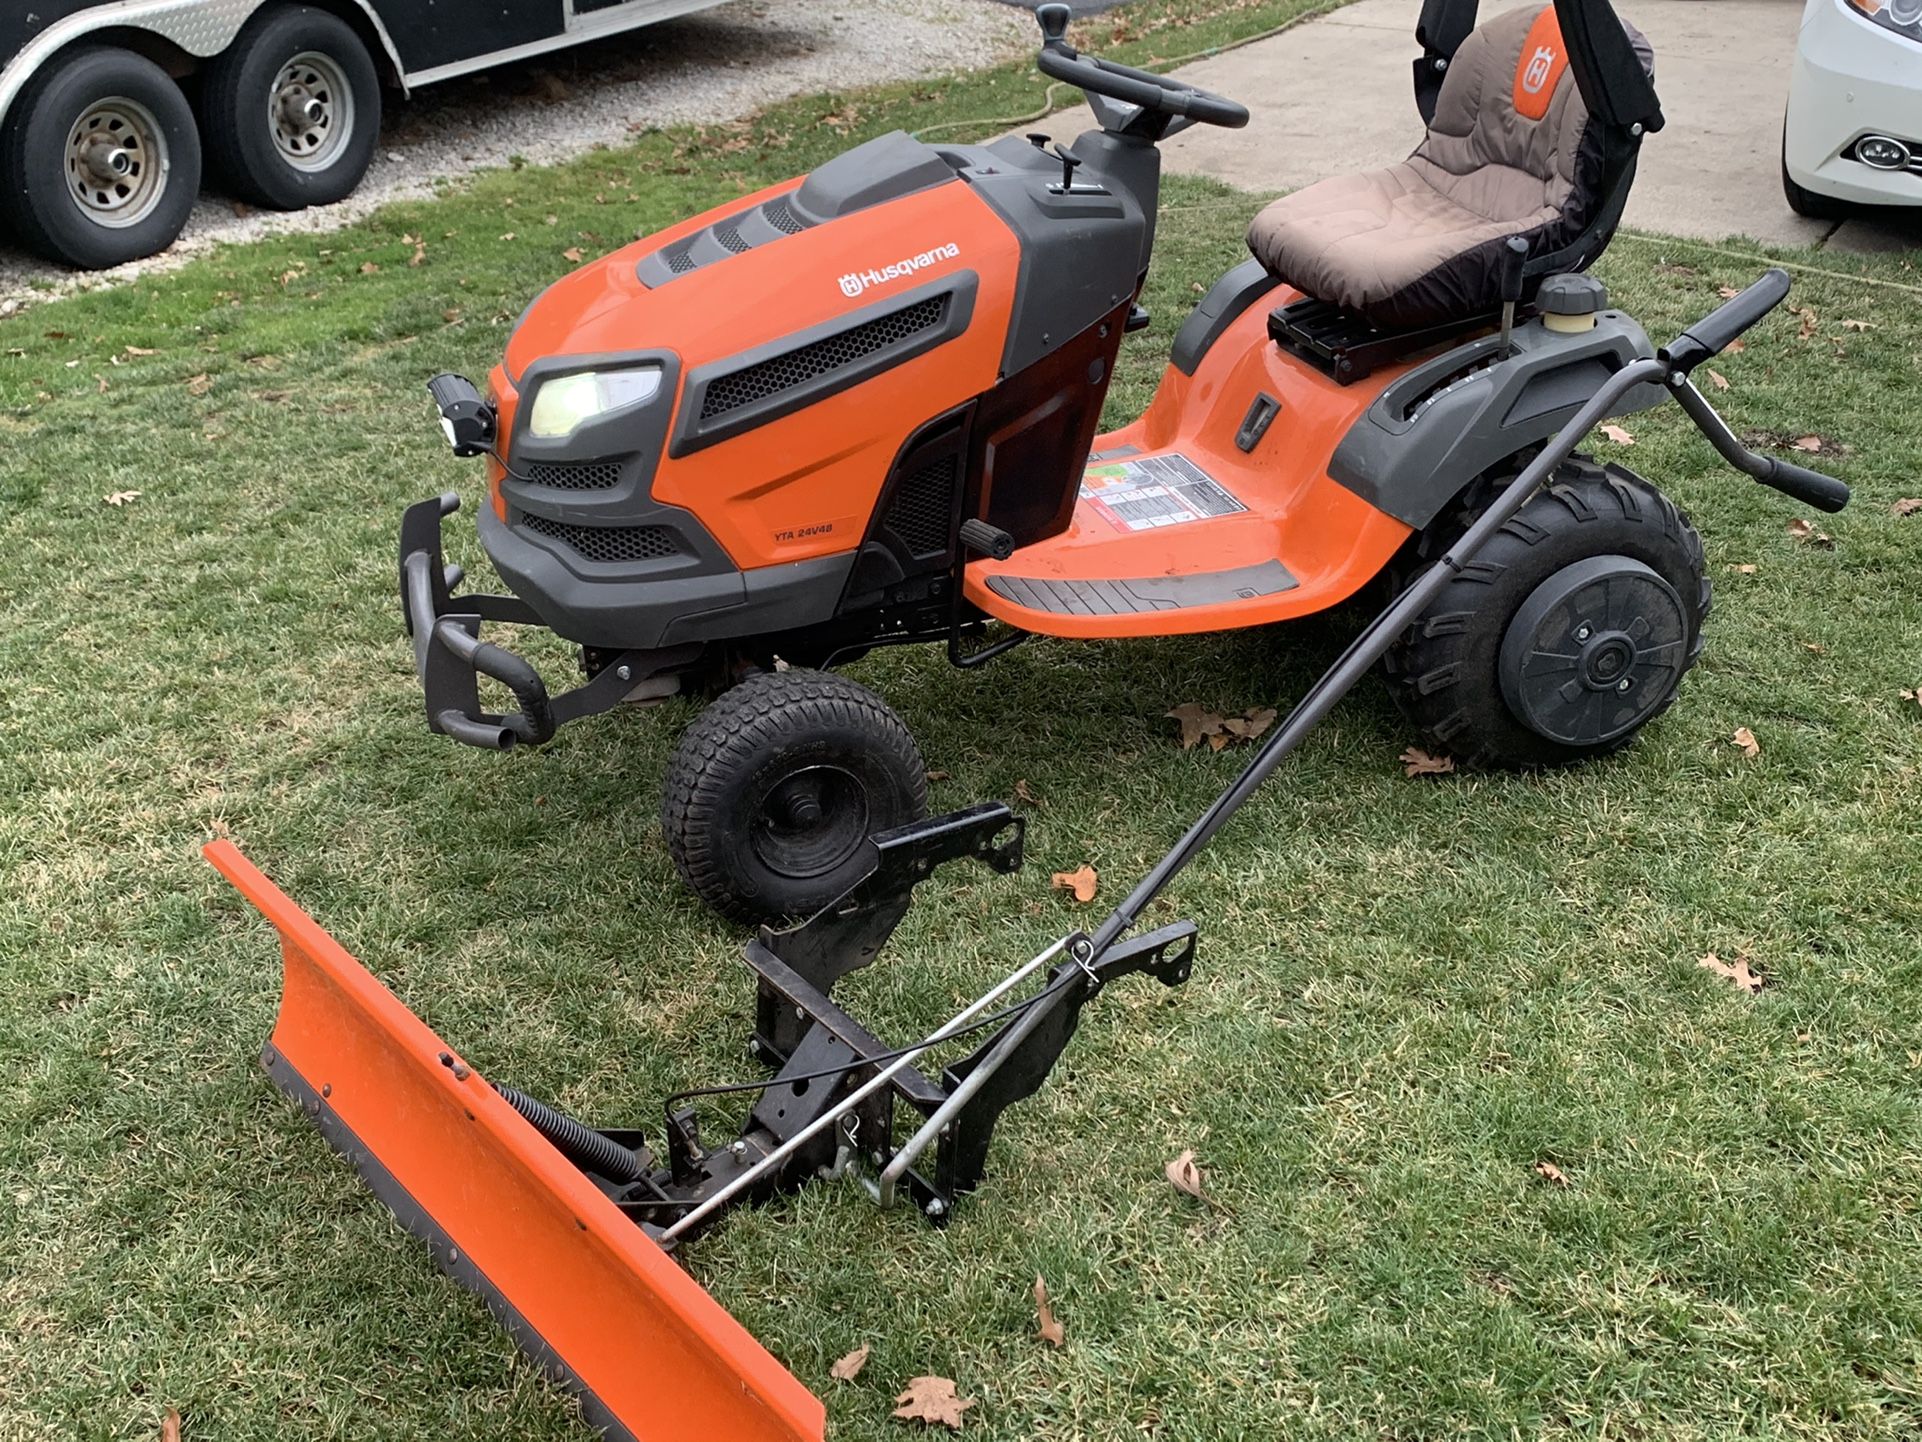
[699, 294, 950, 422]
[637, 194, 818, 287]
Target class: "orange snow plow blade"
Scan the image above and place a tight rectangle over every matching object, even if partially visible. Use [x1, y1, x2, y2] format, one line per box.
[204, 840, 827, 1442]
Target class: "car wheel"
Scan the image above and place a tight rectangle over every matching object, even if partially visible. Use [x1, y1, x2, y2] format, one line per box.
[199, 5, 381, 210]
[0, 47, 201, 270]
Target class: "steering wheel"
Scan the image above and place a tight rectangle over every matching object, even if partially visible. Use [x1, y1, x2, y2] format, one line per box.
[1033, 3, 1250, 131]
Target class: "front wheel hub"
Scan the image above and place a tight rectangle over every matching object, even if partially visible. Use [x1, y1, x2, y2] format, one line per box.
[1499, 555, 1689, 748]
[751, 765, 870, 880]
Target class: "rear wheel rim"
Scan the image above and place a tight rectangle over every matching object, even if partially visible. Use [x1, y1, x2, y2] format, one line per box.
[270, 51, 354, 173]
[1499, 555, 1688, 748]
[749, 764, 871, 880]
[64, 98, 168, 228]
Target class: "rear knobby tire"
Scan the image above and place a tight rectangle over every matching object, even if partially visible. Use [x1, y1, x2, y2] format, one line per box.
[199, 6, 381, 210]
[661, 669, 929, 925]
[0, 47, 201, 269]
[1383, 459, 1710, 768]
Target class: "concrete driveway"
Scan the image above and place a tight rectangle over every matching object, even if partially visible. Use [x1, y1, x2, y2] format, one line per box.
[1043, 0, 1919, 253]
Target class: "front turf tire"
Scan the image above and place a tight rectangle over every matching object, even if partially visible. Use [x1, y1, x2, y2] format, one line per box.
[1384, 459, 1711, 768]
[0, 47, 201, 270]
[199, 6, 381, 210]
[661, 669, 929, 925]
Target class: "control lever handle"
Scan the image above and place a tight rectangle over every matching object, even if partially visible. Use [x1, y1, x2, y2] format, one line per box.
[1049, 142, 1084, 191]
[1036, 2, 1072, 45]
[1497, 236, 1529, 357]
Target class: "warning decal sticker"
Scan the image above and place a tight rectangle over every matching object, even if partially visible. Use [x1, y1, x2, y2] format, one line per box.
[1079, 454, 1245, 533]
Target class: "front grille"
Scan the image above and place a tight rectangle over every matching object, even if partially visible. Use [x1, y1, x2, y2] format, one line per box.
[763, 197, 806, 235]
[699, 294, 949, 422]
[521, 513, 680, 564]
[884, 455, 957, 557]
[520, 459, 623, 491]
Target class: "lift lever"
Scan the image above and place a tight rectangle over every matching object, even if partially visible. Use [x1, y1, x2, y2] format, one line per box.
[1497, 236, 1528, 359]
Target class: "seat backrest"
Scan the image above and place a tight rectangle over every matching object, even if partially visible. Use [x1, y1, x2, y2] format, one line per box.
[1411, 3, 1651, 272]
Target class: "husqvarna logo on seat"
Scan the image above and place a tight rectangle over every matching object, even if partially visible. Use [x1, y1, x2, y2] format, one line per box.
[838, 242, 961, 299]
[1522, 44, 1557, 95]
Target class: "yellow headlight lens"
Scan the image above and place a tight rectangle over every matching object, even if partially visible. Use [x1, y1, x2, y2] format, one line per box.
[527, 366, 664, 440]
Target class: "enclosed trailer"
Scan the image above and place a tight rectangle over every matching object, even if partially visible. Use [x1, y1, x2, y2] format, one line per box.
[0, 0, 730, 270]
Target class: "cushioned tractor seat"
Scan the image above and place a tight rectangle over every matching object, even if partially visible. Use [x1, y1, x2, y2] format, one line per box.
[1247, 3, 1651, 330]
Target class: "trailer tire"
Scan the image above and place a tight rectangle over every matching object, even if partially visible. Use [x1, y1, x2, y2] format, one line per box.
[1384, 459, 1710, 768]
[199, 6, 380, 210]
[662, 669, 929, 925]
[0, 47, 200, 270]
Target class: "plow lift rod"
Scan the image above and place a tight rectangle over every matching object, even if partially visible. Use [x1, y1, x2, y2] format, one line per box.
[668, 269, 1850, 1235]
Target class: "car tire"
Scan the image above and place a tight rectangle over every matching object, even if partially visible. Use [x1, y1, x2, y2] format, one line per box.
[1781, 124, 1850, 222]
[0, 47, 201, 270]
[662, 669, 929, 925]
[1383, 459, 1711, 768]
[199, 6, 381, 211]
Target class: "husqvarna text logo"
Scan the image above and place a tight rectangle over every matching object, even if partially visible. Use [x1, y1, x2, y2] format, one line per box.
[838, 242, 961, 299]
[1521, 43, 1557, 95]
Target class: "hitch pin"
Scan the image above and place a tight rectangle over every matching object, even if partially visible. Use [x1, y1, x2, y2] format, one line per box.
[658, 936, 1070, 1242]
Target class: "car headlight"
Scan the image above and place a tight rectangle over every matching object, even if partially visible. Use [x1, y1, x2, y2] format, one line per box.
[1847, 0, 1922, 43]
[527, 365, 664, 440]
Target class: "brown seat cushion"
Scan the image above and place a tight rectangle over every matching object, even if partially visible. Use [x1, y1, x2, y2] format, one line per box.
[1246, 3, 1651, 329]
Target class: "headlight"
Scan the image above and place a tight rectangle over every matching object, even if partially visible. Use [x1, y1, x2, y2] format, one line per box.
[527, 365, 664, 440]
[1847, 0, 1922, 43]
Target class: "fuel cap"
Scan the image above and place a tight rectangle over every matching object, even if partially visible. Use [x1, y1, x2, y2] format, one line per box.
[1537, 273, 1608, 332]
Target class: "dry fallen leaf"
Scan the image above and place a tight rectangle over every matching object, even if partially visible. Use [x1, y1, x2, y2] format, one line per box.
[1725, 338, 1745, 354]
[1899, 687, 1921, 711]
[1717, 285, 1741, 300]
[1840, 319, 1876, 332]
[499, 231, 517, 241]
[1167, 702, 1213, 750]
[1600, 422, 1635, 446]
[359, 261, 380, 275]
[1790, 435, 1825, 453]
[1013, 778, 1041, 807]
[1533, 1160, 1570, 1188]
[830, 1344, 870, 1382]
[1033, 1274, 1065, 1348]
[1165, 1148, 1215, 1205]
[563, 246, 585, 263]
[1705, 368, 1730, 392]
[1168, 703, 1280, 751]
[1786, 517, 1835, 549]
[1729, 563, 1758, 575]
[123, 345, 156, 358]
[1794, 306, 1819, 340]
[924, 769, 950, 783]
[1400, 746, 1455, 778]
[103, 490, 141, 507]
[1051, 864, 1098, 904]
[1731, 726, 1760, 759]
[162, 1410, 181, 1442]
[442, 307, 463, 325]
[892, 1375, 975, 1430]
[1892, 498, 1922, 518]
[1699, 952, 1763, 995]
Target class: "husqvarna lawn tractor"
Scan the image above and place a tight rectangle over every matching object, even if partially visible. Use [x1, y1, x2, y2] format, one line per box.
[399, 0, 1846, 927]
[208, 5, 1850, 1440]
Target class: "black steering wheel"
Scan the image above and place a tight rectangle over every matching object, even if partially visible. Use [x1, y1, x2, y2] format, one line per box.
[1033, 3, 1250, 131]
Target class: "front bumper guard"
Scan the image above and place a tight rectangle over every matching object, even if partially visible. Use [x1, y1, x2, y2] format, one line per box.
[400, 493, 691, 750]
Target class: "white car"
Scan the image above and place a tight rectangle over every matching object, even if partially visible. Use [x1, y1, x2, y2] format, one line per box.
[1782, 0, 1922, 218]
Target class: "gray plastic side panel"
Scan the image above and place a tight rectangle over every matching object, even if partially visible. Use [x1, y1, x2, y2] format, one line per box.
[790, 130, 957, 224]
[943, 133, 1154, 377]
[670, 274, 978, 457]
[1327, 313, 1664, 530]
[987, 559, 1296, 617]
[1171, 259, 1283, 375]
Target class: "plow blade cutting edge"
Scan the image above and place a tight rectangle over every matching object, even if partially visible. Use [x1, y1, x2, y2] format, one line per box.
[204, 840, 827, 1442]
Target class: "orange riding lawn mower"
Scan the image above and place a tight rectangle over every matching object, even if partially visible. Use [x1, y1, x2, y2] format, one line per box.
[208, 3, 1852, 1438]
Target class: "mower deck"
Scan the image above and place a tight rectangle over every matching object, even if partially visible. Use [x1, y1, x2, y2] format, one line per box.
[966, 297, 1419, 638]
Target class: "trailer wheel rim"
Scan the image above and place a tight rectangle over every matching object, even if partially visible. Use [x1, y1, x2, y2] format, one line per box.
[270, 51, 355, 173]
[750, 765, 871, 880]
[64, 98, 170, 229]
[1498, 554, 1688, 748]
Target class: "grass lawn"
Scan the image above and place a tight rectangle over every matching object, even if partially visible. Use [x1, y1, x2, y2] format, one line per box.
[4, 2, 1921, 1438]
